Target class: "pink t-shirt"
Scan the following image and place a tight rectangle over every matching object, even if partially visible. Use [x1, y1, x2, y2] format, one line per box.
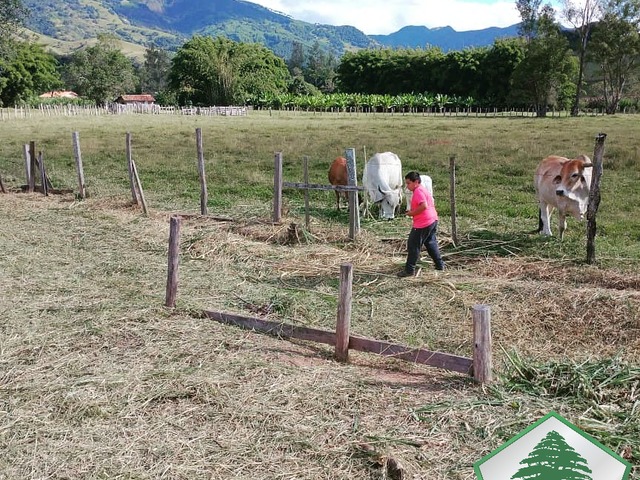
[411, 184, 438, 228]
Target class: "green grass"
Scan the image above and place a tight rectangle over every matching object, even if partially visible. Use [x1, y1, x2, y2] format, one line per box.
[0, 110, 638, 479]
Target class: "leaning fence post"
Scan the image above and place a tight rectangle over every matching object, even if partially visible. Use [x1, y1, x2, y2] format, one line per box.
[165, 216, 182, 308]
[273, 152, 283, 223]
[72, 131, 86, 199]
[196, 128, 208, 215]
[335, 263, 353, 362]
[449, 155, 458, 247]
[472, 305, 492, 383]
[586, 133, 606, 265]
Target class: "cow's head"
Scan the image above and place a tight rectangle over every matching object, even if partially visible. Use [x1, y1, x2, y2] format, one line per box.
[377, 186, 402, 219]
[554, 155, 593, 218]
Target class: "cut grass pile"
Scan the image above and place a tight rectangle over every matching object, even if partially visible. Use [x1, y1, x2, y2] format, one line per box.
[0, 112, 638, 478]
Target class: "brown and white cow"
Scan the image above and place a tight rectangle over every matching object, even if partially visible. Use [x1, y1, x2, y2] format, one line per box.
[328, 156, 349, 211]
[534, 154, 593, 240]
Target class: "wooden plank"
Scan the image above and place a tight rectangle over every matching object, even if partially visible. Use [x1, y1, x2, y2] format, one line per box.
[204, 310, 336, 346]
[345, 148, 360, 239]
[203, 309, 472, 375]
[283, 181, 364, 192]
[28, 141, 36, 193]
[348, 336, 473, 374]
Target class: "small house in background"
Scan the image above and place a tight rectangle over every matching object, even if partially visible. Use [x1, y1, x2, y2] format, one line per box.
[39, 90, 79, 99]
[114, 94, 156, 105]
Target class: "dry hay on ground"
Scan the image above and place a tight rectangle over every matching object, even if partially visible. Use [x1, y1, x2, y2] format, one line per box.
[1, 194, 639, 479]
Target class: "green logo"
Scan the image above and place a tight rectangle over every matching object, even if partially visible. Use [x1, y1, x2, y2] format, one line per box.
[474, 412, 631, 480]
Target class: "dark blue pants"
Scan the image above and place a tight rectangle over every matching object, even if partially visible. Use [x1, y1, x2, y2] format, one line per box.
[405, 220, 445, 272]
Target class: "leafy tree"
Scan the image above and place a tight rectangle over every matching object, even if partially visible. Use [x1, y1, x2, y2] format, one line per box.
[588, 0, 640, 113]
[562, 0, 604, 115]
[287, 41, 305, 74]
[139, 44, 171, 94]
[304, 40, 338, 93]
[511, 4, 576, 115]
[63, 35, 136, 106]
[169, 36, 290, 106]
[0, 41, 61, 106]
[511, 430, 593, 479]
[479, 38, 526, 106]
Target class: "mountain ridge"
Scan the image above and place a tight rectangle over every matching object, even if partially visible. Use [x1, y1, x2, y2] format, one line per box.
[21, 0, 519, 59]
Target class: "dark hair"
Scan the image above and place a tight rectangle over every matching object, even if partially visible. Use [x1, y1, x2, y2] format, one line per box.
[405, 171, 421, 182]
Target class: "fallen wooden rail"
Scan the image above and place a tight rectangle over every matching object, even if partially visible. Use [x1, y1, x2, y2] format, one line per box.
[203, 309, 473, 375]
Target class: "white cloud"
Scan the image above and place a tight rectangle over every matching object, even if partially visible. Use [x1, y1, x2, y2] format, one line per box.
[250, 0, 522, 34]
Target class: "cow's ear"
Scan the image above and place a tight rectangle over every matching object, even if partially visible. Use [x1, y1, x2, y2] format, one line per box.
[553, 175, 562, 185]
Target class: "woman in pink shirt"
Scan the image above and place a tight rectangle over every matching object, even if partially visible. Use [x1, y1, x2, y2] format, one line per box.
[398, 171, 445, 277]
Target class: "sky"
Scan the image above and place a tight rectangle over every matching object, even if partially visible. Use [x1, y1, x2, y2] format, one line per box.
[249, 0, 526, 35]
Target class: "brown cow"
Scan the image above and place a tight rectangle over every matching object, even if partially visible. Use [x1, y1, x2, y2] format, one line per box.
[534, 154, 593, 240]
[328, 156, 349, 211]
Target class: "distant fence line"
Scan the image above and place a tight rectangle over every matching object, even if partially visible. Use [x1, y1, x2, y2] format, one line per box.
[0, 104, 249, 120]
[5, 104, 638, 121]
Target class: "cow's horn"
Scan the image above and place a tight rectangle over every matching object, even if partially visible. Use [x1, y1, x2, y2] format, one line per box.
[582, 162, 593, 168]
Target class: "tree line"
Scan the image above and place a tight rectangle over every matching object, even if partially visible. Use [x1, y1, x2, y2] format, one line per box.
[0, 0, 639, 116]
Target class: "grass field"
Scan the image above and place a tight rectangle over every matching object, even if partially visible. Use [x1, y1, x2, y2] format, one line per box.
[0, 111, 638, 479]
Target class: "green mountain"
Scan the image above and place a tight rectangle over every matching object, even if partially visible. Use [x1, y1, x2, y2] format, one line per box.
[22, 0, 379, 59]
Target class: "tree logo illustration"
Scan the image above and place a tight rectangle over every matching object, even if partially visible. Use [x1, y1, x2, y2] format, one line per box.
[474, 412, 631, 480]
[511, 430, 592, 480]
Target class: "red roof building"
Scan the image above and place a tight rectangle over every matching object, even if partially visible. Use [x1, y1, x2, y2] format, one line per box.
[114, 94, 156, 104]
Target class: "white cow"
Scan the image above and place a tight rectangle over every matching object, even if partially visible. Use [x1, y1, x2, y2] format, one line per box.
[534, 154, 593, 240]
[361, 152, 404, 219]
[404, 174, 433, 210]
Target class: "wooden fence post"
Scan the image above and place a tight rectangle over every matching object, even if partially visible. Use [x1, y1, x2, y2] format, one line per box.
[586, 133, 606, 265]
[165, 216, 182, 308]
[22, 144, 30, 189]
[303, 155, 310, 231]
[0, 174, 6, 193]
[72, 132, 86, 199]
[273, 152, 283, 223]
[345, 148, 360, 240]
[449, 155, 458, 247]
[196, 128, 208, 215]
[472, 305, 492, 383]
[126, 132, 138, 204]
[28, 141, 36, 193]
[335, 263, 353, 362]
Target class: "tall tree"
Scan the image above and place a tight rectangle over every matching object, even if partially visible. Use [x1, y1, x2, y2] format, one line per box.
[589, 0, 640, 113]
[516, 0, 545, 42]
[139, 44, 171, 94]
[304, 41, 338, 93]
[511, 430, 593, 479]
[63, 35, 136, 106]
[562, 0, 604, 116]
[511, 3, 576, 115]
[0, 41, 61, 106]
[169, 36, 290, 106]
